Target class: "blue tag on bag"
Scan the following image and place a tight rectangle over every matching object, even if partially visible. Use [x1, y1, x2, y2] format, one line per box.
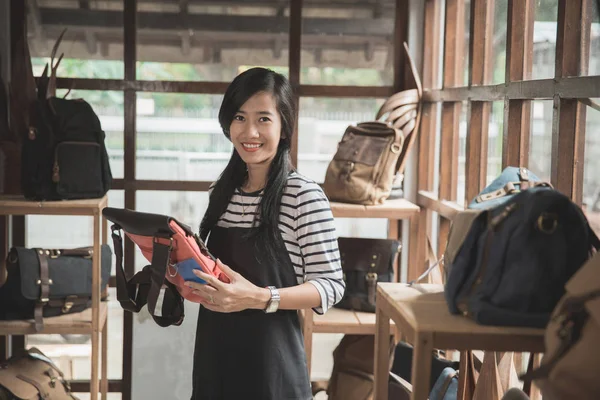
[176, 258, 207, 284]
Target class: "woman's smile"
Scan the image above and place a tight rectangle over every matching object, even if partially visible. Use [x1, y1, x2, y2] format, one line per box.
[242, 142, 263, 152]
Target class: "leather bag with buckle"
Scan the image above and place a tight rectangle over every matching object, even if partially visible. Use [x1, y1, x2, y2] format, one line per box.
[323, 43, 422, 205]
[334, 237, 401, 313]
[0, 347, 77, 400]
[0, 245, 111, 331]
[102, 207, 229, 327]
[444, 185, 600, 328]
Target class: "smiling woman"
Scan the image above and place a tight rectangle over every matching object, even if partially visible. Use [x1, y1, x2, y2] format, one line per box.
[185, 67, 345, 400]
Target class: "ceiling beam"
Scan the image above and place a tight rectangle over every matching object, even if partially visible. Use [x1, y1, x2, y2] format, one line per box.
[39, 7, 394, 37]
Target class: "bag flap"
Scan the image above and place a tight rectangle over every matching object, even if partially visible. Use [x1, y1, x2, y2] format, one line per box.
[338, 237, 400, 273]
[444, 209, 486, 264]
[468, 167, 542, 210]
[103, 207, 193, 237]
[565, 251, 600, 323]
[13, 245, 112, 300]
[0, 347, 60, 399]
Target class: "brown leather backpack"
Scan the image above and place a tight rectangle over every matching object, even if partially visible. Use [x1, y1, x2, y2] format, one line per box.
[0, 347, 77, 400]
[323, 43, 422, 205]
[326, 334, 395, 400]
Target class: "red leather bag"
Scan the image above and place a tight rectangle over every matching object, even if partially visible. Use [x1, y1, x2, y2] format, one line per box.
[102, 207, 228, 326]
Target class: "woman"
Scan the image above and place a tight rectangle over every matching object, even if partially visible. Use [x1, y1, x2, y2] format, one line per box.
[185, 67, 345, 400]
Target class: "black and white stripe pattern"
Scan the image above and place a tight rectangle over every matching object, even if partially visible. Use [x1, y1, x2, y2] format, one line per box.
[215, 172, 345, 314]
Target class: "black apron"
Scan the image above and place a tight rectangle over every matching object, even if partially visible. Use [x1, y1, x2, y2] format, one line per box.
[191, 226, 312, 400]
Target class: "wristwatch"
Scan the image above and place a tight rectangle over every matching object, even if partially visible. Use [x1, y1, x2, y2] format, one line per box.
[264, 286, 280, 313]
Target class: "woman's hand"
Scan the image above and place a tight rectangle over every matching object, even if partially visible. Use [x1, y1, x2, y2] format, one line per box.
[185, 259, 271, 313]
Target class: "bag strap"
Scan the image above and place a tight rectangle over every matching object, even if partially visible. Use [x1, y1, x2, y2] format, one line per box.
[110, 225, 184, 326]
[34, 249, 52, 332]
[408, 236, 444, 286]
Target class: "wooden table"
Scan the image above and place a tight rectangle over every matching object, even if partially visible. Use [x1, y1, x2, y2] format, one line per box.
[0, 195, 109, 400]
[374, 283, 546, 400]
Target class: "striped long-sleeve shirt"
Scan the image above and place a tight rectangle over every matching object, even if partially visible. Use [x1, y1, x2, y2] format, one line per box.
[213, 171, 345, 314]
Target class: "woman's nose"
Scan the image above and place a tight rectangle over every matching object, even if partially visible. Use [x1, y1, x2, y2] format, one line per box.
[244, 123, 260, 138]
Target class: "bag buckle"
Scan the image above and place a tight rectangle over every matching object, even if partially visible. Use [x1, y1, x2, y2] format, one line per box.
[48, 249, 61, 259]
[62, 296, 77, 313]
[365, 272, 378, 282]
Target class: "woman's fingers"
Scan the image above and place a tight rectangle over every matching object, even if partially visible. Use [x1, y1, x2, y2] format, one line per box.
[193, 268, 225, 288]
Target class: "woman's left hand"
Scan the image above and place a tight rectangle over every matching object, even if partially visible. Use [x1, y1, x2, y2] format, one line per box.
[185, 259, 270, 313]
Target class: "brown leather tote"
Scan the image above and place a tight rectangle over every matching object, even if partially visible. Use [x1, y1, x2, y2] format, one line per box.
[0, 347, 77, 400]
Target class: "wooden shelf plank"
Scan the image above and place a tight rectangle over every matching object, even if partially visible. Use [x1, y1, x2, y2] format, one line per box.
[330, 198, 420, 220]
[309, 307, 395, 335]
[0, 302, 108, 335]
[0, 195, 107, 216]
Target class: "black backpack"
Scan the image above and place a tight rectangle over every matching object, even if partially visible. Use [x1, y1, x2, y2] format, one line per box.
[444, 186, 600, 328]
[21, 31, 112, 200]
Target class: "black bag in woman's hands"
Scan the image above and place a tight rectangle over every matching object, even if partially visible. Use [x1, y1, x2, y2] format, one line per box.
[334, 237, 401, 313]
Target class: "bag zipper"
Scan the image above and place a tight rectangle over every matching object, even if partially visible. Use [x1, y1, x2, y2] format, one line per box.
[457, 202, 518, 316]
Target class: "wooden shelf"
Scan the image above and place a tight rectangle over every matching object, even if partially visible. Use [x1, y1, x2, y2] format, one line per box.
[330, 198, 420, 220]
[0, 302, 108, 336]
[0, 195, 108, 216]
[301, 307, 395, 335]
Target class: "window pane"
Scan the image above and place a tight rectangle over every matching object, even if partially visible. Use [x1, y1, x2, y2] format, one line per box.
[136, 3, 289, 81]
[457, 102, 468, 206]
[532, 0, 558, 80]
[300, 3, 394, 86]
[463, 0, 471, 86]
[588, 1, 600, 76]
[135, 93, 231, 181]
[297, 97, 385, 183]
[583, 99, 600, 237]
[55, 89, 125, 180]
[29, 1, 124, 79]
[528, 100, 553, 181]
[492, 0, 508, 84]
[132, 190, 208, 400]
[487, 101, 504, 184]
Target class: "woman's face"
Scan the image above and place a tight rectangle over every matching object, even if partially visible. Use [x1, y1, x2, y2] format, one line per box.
[229, 91, 282, 167]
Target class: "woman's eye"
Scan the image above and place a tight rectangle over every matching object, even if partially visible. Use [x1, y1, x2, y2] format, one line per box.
[233, 115, 244, 121]
[259, 117, 271, 123]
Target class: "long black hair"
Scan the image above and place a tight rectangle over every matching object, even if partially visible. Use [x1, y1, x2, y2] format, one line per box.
[199, 67, 296, 266]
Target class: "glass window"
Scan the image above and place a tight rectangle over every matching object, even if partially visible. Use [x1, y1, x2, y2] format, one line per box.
[457, 102, 468, 206]
[532, 0, 558, 80]
[297, 97, 385, 183]
[462, 0, 471, 86]
[56, 89, 124, 179]
[300, 3, 395, 86]
[583, 100, 600, 236]
[29, 1, 124, 79]
[136, 3, 289, 81]
[492, 0, 509, 84]
[487, 101, 504, 185]
[588, 1, 600, 76]
[135, 93, 231, 181]
[528, 100, 553, 181]
[131, 190, 209, 400]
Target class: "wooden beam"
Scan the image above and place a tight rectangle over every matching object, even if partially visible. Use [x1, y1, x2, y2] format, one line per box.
[422, 76, 600, 102]
[417, 191, 464, 220]
[465, 0, 494, 204]
[299, 85, 394, 98]
[438, 0, 465, 258]
[393, 0, 409, 91]
[39, 7, 394, 38]
[502, 0, 534, 169]
[551, 0, 592, 204]
[289, 0, 301, 169]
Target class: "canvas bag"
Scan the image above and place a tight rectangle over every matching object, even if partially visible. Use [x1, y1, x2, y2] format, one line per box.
[323, 43, 422, 205]
[523, 250, 600, 400]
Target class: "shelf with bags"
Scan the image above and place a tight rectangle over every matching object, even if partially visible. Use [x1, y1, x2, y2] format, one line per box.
[0, 302, 108, 335]
[300, 307, 395, 335]
[0, 194, 109, 400]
